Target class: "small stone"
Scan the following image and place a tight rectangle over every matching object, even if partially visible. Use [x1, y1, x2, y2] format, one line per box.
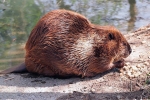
[131, 71, 134, 75]
[141, 65, 145, 68]
[147, 44, 150, 47]
[144, 61, 149, 66]
[125, 62, 130, 65]
[123, 67, 128, 71]
[139, 59, 144, 61]
[127, 72, 131, 76]
[134, 72, 141, 77]
[117, 95, 121, 99]
[126, 70, 136, 78]
[128, 66, 132, 70]
[132, 46, 136, 49]
[91, 88, 96, 92]
[132, 66, 138, 71]
[123, 71, 127, 75]
[138, 72, 142, 75]
[80, 95, 84, 99]
[119, 73, 123, 76]
[130, 75, 135, 78]
[137, 36, 141, 39]
[134, 74, 138, 77]
[141, 41, 146, 44]
[136, 64, 141, 68]
[139, 55, 144, 58]
[97, 78, 104, 82]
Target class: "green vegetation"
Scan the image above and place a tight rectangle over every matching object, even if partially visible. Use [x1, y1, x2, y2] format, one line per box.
[146, 72, 150, 85]
[0, 0, 42, 69]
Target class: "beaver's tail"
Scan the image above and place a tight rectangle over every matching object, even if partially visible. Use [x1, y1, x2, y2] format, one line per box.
[0, 63, 28, 74]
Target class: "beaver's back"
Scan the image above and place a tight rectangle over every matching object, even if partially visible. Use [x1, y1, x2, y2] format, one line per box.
[25, 10, 93, 77]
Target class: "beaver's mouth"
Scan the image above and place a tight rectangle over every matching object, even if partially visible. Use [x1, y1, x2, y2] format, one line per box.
[113, 58, 124, 63]
[113, 58, 125, 68]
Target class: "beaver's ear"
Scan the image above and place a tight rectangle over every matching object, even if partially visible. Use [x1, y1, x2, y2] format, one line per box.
[94, 47, 100, 57]
[108, 33, 115, 40]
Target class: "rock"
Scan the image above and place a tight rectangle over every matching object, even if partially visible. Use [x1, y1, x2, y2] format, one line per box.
[125, 62, 130, 66]
[123, 71, 127, 75]
[119, 73, 123, 76]
[132, 66, 138, 71]
[136, 64, 141, 68]
[137, 36, 141, 39]
[134, 72, 142, 77]
[117, 95, 122, 99]
[126, 71, 133, 78]
[144, 61, 149, 66]
[147, 44, 150, 47]
[123, 66, 129, 71]
[141, 41, 146, 44]
[91, 88, 96, 93]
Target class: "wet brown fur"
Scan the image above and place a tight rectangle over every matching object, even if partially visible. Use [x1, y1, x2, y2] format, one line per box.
[1, 9, 132, 77]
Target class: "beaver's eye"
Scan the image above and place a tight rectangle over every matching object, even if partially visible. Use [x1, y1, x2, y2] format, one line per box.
[108, 33, 115, 40]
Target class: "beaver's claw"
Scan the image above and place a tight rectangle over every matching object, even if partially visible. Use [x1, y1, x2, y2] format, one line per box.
[114, 59, 125, 68]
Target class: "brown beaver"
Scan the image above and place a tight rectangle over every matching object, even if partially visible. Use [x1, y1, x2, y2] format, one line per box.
[0, 9, 131, 77]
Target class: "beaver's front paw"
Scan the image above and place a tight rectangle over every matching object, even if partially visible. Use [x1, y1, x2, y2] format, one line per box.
[114, 59, 125, 68]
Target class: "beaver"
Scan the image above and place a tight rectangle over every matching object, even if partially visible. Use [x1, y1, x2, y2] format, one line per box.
[0, 9, 131, 77]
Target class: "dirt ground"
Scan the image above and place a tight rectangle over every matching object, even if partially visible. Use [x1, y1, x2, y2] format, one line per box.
[0, 25, 150, 100]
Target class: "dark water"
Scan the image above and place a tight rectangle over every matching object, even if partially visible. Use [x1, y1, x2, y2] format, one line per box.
[0, 0, 150, 70]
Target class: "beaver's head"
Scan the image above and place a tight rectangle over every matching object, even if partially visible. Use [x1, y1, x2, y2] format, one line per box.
[116, 32, 132, 60]
[93, 26, 132, 65]
[107, 27, 132, 63]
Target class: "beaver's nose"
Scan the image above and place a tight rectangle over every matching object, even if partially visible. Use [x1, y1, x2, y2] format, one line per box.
[128, 44, 132, 54]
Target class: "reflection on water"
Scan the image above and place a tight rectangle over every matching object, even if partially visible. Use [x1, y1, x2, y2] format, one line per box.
[128, 0, 137, 31]
[0, 0, 42, 70]
[0, 0, 150, 70]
